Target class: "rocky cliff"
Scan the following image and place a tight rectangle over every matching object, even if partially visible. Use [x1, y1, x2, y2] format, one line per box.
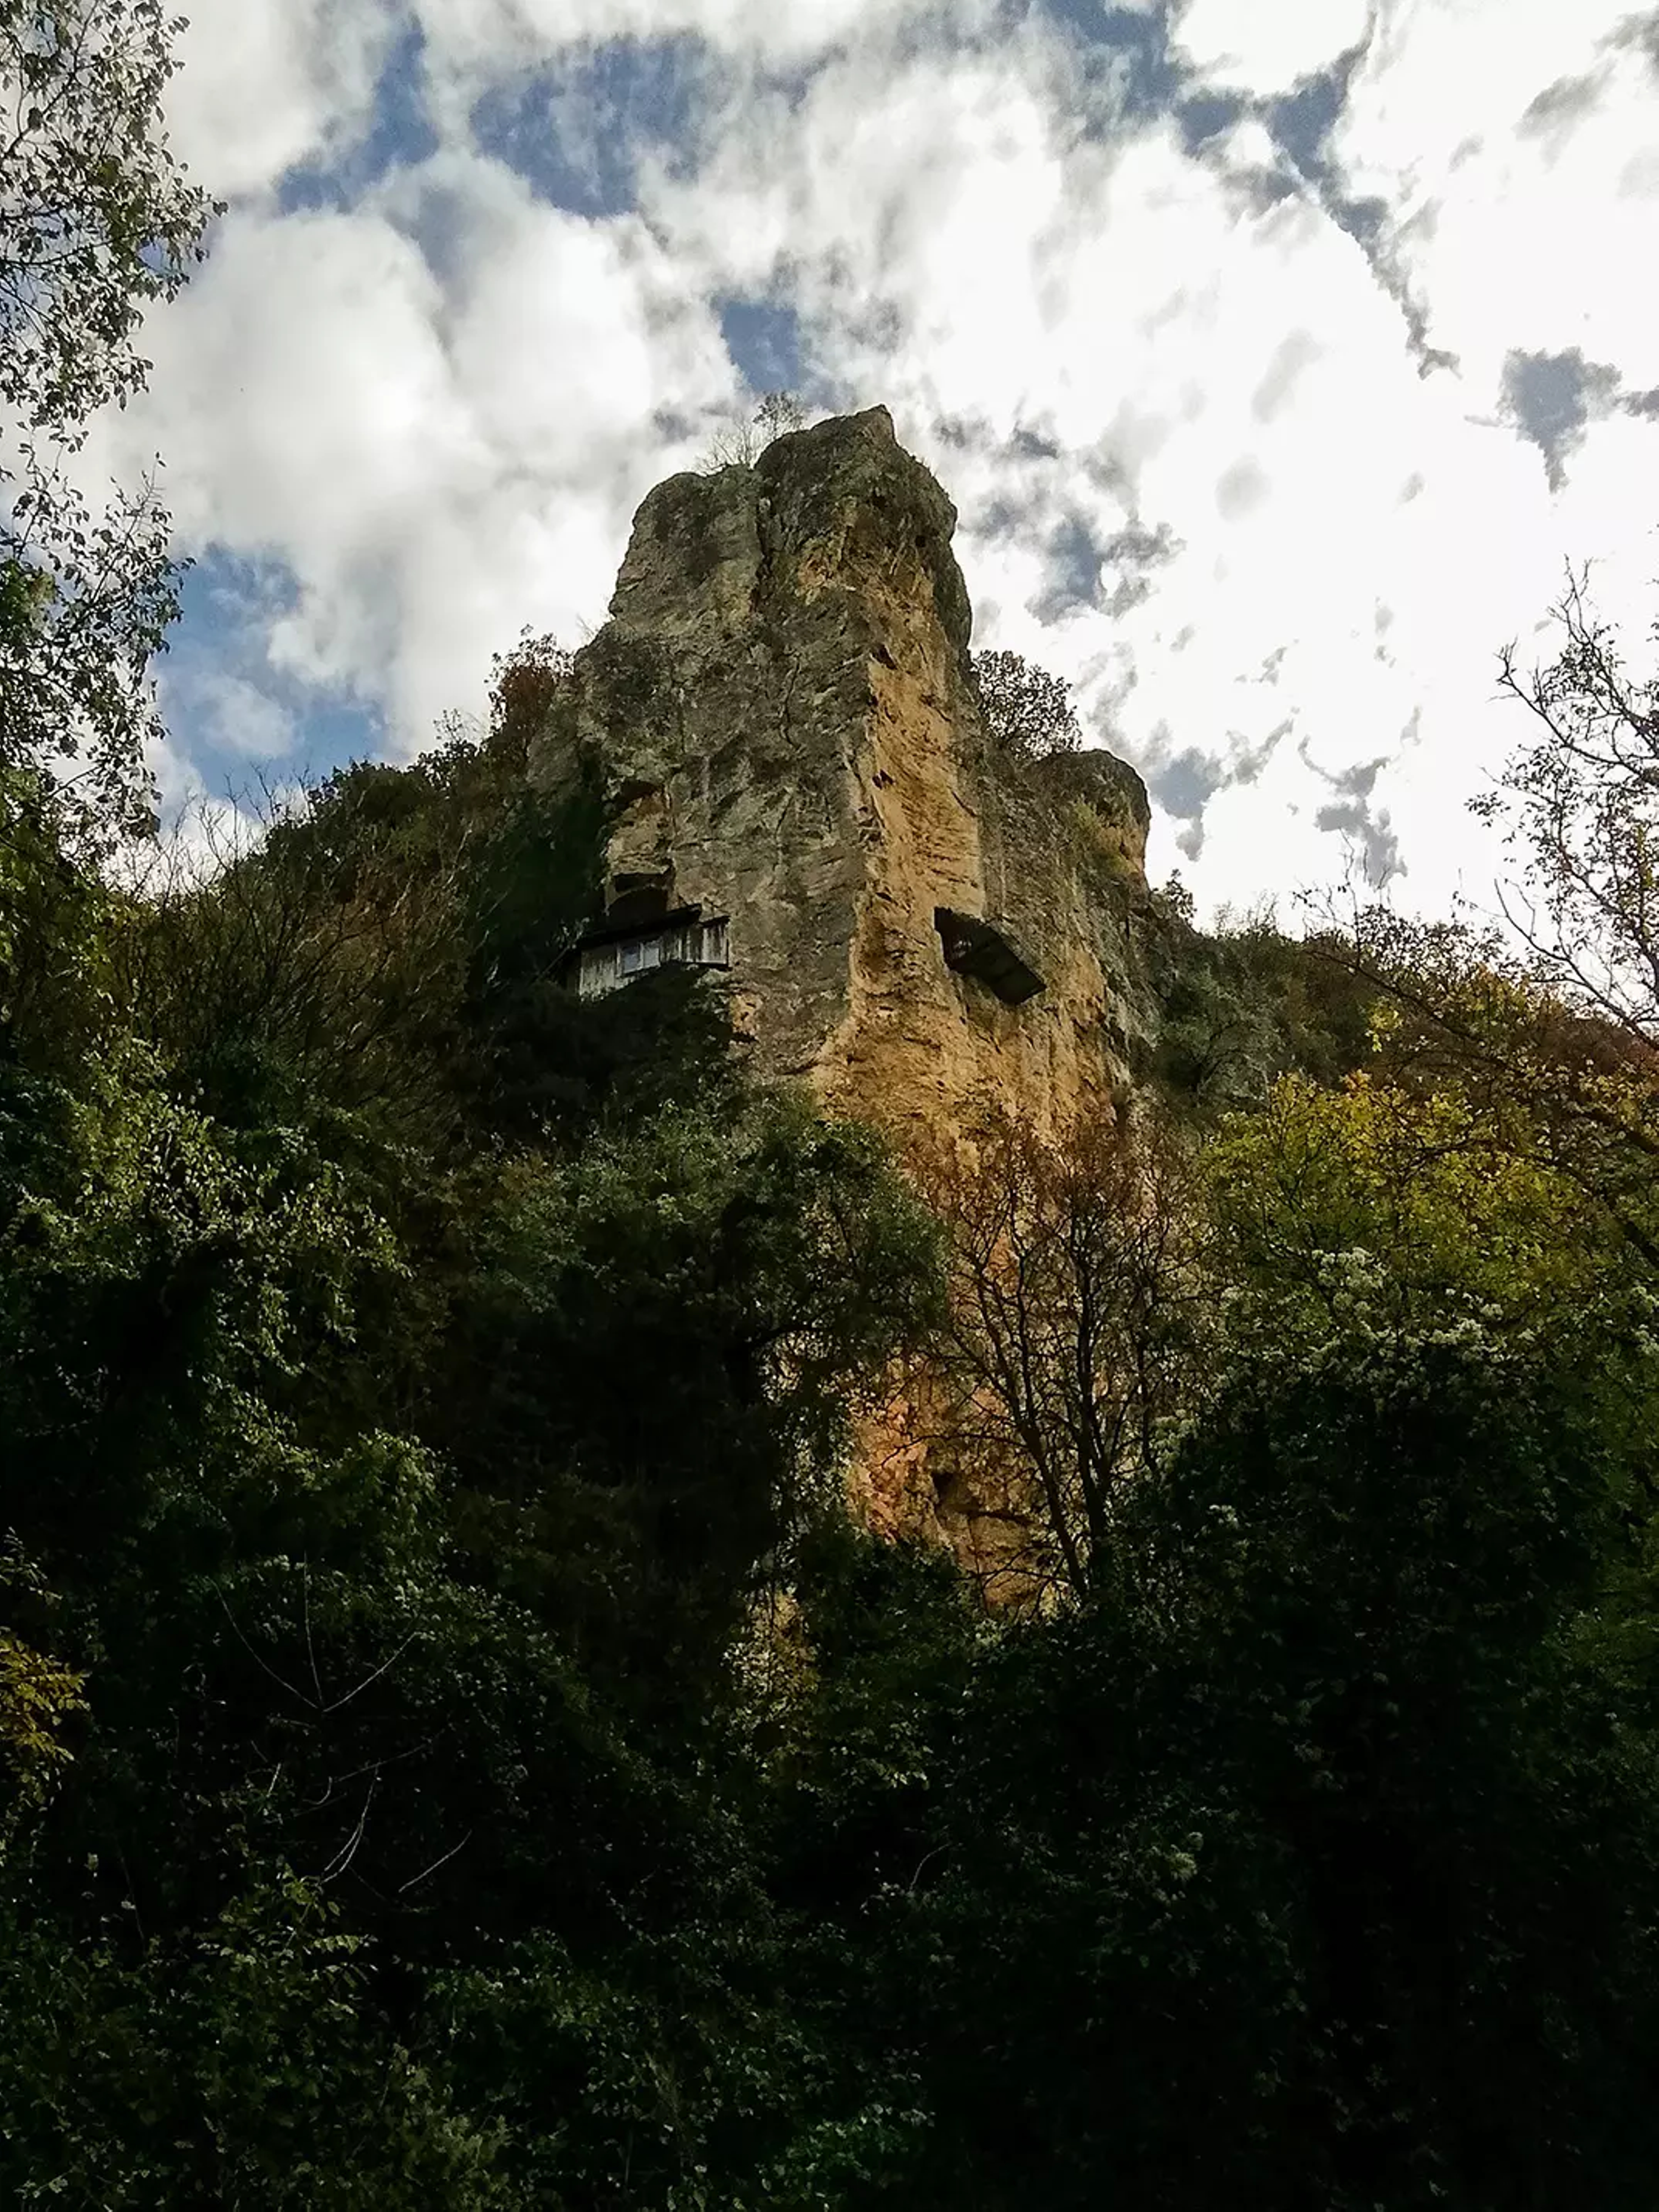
[531, 406, 1157, 1157]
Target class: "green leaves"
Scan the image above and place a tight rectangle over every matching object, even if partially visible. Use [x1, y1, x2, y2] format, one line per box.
[11, 567, 1659, 2203]
[0, 1626, 84, 1816]
[971, 648, 1081, 761]
[0, 0, 217, 432]
[0, 769, 956, 2204]
[0, 1871, 514, 2209]
[430, 1094, 942, 1715]
[770, 1306, 1659, 2211]
[0, 0, 219, 833]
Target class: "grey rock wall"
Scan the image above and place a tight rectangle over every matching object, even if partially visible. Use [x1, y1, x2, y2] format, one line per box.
[531, 404, 1157, 1149]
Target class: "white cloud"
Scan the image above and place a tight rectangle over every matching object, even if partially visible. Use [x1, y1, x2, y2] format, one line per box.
[166, 0, 400, 202]
[163, 668, 299, 760]
[96, 148, 742, 757]
[130, 204, 461, 561]
[1330, 0, 1659, 383]
[414, 0, 995, 80]
[1173, 0, 1371, 96]
[111, 0, 1659, 937]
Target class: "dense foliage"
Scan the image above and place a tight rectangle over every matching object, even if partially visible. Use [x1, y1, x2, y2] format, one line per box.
[6, 608, 1659, 2209]
[972, 647, 1082, 761]
[0, 706, 946, 2206]
[9, 27, 1659, 2193]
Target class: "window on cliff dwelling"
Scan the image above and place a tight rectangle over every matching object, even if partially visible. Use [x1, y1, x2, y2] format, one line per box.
[572, 908, 731, 999]
[935, 908, 1046, 1006]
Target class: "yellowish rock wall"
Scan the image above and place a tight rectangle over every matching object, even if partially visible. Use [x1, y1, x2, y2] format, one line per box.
[531, 405, 1157, 1561]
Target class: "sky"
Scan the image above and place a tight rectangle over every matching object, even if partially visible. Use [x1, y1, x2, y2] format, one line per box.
[84, 0, 1659, 926]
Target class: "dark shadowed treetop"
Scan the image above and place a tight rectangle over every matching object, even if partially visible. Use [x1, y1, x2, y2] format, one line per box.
[972, 647, 1082, 761]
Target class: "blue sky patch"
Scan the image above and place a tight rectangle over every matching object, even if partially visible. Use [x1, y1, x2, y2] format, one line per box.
[1062, 2, 1185, 118]
[718, 296, 806, 399]
[1151, 745, 1225, 822]
[1178, 90, 1245, 153]
[162, 551, 385, 808]
[1030, 515, 1106, 621]
[1501, 347, 1624, 490]
[277, 21, 438, 217]
[469, 34, 715, 219]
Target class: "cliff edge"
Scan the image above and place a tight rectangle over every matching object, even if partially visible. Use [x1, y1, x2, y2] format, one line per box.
[531, 405, 1157, 1154]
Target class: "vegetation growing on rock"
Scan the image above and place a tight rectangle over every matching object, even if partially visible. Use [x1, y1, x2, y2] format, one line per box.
[8, 563, 1659, 2212]
[9, 29, 1659, 2201]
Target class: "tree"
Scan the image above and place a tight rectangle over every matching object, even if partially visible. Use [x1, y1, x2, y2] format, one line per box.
[754, 389, 805, 443]
[772, 1274, 1659, 2212]
[1149, 907, 1382, 1117]
[115, 633, 616, 1149]
[1203, 1063, 1626, 1345]
[0, 1541, 84, 1821]
[919, 1104, 1214, 1603]
[971, 648, 1081, 761]
[0, 691, 947, 2200]
[698, 389, 807, 471]
[1287, 579, 1659, 1280]
[1, 0, 219, 835]
[434, 1094, 944, 1700]
[1483, 568, 1659, 1042]
[3, 458, 187, 839]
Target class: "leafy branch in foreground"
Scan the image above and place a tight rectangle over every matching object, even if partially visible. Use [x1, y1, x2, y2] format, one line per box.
[1483, 566, 1659, 1042]
[0, 0, 220, 833]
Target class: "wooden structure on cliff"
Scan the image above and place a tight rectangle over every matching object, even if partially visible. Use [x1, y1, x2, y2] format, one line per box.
[532, 404, 1157, 1152]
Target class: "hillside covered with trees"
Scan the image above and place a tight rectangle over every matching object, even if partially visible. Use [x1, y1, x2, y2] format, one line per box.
[9, 8, 1659, 2207]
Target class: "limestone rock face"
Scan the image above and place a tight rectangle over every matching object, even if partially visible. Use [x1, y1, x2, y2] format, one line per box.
[532, 405, 1157, 1152]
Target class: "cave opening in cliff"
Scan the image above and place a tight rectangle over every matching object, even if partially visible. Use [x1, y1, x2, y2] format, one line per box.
[934, 907, 1046, 1005]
